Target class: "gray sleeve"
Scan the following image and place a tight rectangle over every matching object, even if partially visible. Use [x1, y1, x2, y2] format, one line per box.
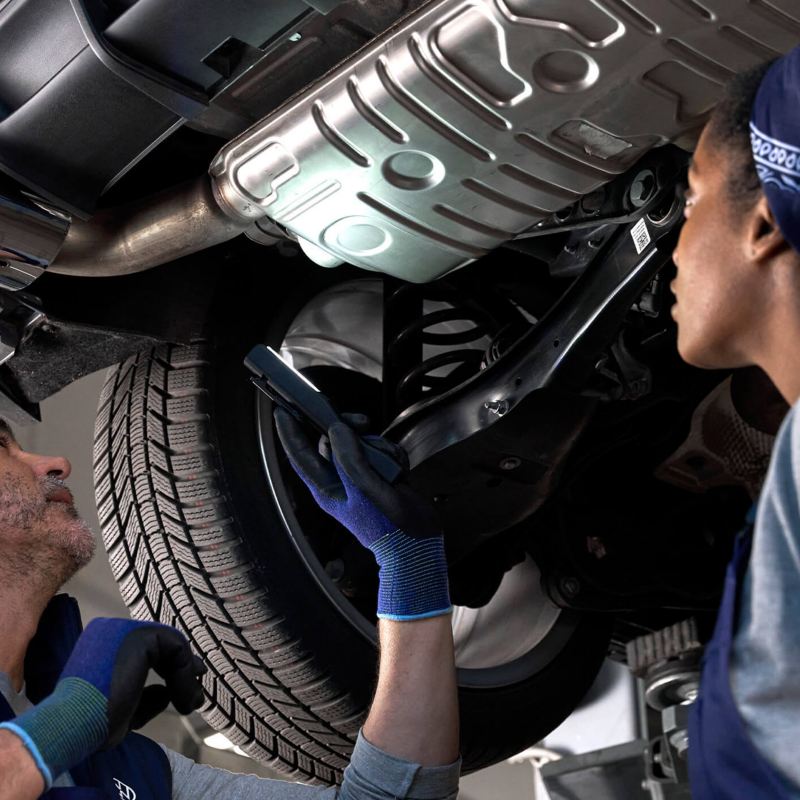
[164, 745, 338, 800]
[338, 733, 460, 800]
[165, 732, 460, 800]
[730, 401, 800, 790]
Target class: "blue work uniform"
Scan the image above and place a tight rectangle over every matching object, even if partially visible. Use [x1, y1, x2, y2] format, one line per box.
[690, 403, 800, 798]
[0, 594, 170, 800]
[0, 594, 461, 800]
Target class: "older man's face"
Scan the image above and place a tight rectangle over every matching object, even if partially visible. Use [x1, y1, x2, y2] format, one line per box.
[0, 421, 95, 584]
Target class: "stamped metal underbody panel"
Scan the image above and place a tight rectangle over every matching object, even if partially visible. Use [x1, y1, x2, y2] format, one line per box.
[212, 0, 800, 282]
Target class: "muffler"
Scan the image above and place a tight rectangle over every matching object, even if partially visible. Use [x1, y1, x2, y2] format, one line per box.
[39, 0, 799, 282]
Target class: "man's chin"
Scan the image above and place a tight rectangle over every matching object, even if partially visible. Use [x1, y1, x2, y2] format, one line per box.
[65, 519, 97, 571]
[46, 505, 97, 572]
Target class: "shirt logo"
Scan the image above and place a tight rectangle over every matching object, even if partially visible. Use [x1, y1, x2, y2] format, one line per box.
[113, 778, 137, 800]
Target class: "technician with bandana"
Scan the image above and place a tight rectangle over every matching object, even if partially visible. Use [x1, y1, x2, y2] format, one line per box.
[670, 46, 800, 798]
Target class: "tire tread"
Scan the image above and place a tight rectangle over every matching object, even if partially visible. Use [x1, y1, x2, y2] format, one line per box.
[94, 343, 358, 783]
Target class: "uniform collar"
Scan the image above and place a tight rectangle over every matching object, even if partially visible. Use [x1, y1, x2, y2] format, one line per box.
[23, 594, 83, 704]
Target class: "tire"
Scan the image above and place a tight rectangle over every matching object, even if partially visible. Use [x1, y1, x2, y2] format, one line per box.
[93, 266, 611, 783]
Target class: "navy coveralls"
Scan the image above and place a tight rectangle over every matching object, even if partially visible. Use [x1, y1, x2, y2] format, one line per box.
[689, 513, 796, 798]
[0, 595, 171, 800]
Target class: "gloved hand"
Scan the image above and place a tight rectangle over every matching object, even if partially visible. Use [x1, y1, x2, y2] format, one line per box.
[0, 619, 205, 789]
[274, 408, 451, 621]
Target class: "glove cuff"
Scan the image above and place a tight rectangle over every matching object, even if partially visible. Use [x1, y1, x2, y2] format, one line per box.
[2, 677, 108, 785]
[371, 529, 452, 621]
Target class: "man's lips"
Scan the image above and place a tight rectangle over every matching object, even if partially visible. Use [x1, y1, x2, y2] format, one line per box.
[47, 487, 75, 506]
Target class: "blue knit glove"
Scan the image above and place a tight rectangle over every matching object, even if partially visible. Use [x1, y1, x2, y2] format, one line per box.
[0, 619, 205, 789]
[275, 408, 451, 621]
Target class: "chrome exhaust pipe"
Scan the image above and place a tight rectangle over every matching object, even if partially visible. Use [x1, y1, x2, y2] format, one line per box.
[0, 186, 69, 290]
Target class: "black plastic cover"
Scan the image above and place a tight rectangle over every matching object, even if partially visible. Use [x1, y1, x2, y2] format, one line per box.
[0, 0, 316, 215]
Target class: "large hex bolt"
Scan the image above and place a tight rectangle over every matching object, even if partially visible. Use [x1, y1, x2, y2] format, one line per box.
[629, 169, 657, 209]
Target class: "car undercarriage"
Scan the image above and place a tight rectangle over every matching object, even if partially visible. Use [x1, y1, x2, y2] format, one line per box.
[1, 0, 798, 782]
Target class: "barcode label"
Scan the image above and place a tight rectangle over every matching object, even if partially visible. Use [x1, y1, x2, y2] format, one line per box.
[631, 218, 651, 255]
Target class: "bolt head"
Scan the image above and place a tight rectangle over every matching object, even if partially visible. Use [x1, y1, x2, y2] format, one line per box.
[629, 170, 656, 208]
[484, 400, 509, 416]
[499, 457, 522, 471]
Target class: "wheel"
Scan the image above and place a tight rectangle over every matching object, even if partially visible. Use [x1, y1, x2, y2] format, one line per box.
[93, 260, 611, 783]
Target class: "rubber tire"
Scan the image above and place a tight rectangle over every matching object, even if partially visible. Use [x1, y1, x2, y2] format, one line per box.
[93, 280, 611, 783]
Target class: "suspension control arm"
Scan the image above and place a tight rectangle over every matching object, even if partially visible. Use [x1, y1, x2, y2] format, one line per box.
[386, 196, 683, 546]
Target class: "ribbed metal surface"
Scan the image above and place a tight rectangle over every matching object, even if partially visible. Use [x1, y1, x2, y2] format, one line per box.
[212, 0, 800, 282]
[626, 618, 702, 677]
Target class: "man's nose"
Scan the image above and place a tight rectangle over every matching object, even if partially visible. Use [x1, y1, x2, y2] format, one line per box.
[29, 453, 72, 481]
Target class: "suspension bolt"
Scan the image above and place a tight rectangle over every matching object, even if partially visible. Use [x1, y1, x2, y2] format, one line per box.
[629, 169, 656, 208]
[484, 400, 509, 416]
[499, 457, 522, 471]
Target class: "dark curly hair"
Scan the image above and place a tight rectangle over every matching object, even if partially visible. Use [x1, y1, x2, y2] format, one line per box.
[707, 59, 777, 204]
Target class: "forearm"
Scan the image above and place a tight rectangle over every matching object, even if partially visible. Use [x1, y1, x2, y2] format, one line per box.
[275, 411, 460, 781]
[363, 616, 459, 767]
[0, 730, 44, 800]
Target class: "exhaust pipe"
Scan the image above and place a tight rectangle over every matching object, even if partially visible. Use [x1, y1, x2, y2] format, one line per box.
[40, 0, 791, 283]
[50, 177, 252, 278]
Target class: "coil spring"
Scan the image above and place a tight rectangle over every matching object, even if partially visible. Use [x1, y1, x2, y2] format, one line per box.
[383, 281, 517, 416]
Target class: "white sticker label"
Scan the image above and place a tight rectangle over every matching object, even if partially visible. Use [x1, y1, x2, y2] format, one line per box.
[631, 218, 651, 255]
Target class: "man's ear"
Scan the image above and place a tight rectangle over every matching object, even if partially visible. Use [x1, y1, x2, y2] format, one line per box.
[748, 193, 789, 262]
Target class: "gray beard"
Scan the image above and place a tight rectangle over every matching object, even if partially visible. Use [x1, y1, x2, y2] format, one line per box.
[0, 473, 95, 592]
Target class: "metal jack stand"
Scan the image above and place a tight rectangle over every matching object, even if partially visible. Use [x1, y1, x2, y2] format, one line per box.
[539, 620, 702, 800]
[629, 619, 703, 799]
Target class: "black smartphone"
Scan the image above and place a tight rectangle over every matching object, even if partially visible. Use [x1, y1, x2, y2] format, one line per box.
[245, 344, 404, 485]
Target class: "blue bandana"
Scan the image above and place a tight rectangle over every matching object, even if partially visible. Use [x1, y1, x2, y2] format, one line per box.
[751, 46, 800, 254]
